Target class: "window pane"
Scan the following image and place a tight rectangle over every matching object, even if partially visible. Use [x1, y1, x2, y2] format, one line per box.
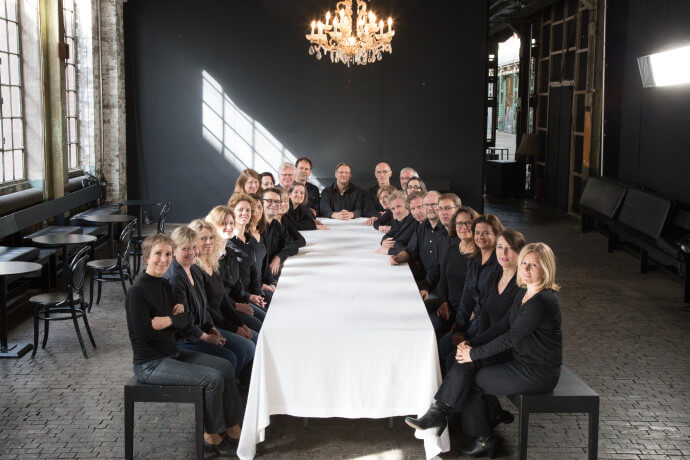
[13, 149, 22, 179]
[12, 117, 21, 148]
[10, 86, 21, 116]
[4, 149, 13, 180]
[0, 22, 7, 52]
[0, 156, 4, 182]
[6, 0, 16, 22]
[0, 2, 6, 19]
[7, 21, 17, 54]
[0, 52, 8, 83]
[0, 86, 9, 116]
[9, 53, 19, 85]
[2, 115, 11, 149]
[68, 91, 76, 114]
[69, 118, 77, 142]
[70, 144, 77, 168]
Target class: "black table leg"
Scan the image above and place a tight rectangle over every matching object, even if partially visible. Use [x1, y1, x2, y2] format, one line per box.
[108, 223, 115, 258]
[0, 276, 33, 359]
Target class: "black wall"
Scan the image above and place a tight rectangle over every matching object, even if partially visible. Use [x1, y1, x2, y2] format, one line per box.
[125, 0, 488, 221]
[604, 0, 690, 207]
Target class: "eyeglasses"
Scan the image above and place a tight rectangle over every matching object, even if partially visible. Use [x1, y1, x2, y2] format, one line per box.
[438, 206, 456, 212]
[279, 173, 295, 177]
[456, 221, 472, 228]
[375, 170, 391, 175]
[407, 185, 422, 190]
[263, 199, 281, 205]
[423, 203, 438, 208]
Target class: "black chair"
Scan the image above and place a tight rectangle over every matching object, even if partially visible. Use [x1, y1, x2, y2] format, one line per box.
[87, 220, 136, 309]
[29, 246, 96, 359]
[124, 376, 204, 460]
[129, 202, 171, 274]
[157, 201, 171, 234]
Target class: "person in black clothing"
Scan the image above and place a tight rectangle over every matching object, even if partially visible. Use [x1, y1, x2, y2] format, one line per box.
[399, 167, 418, 190]
[405, 177, 427, 195]
[262, 188, 299, 280]
[320, 162, 366, 219]
[125, 233, 242, 456]
[190, 219, 259, 341]
[437, 214, 505, 367]
[405, 242, 562, 457]
[364, 162, 393, 217]
[437, 193, 462, 234]
[276, 162, 297, 191]
[288, 183, 330, 231]
[425, 206, 479, 338]
[260, 172, 275, 190]
[295, 157, 321, 217]
[163, 226, 252, 376]
[248, 193, 277, 299]
[275, 188, 307, 250]
[205, 205, 265, 329]
[375, 191, 418, 256]
[365, 185, 396, 230]
[390, 191, 450, 300]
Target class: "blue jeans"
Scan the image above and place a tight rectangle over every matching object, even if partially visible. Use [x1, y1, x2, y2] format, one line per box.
[133, 348, 241, 434]
[178, 327, 254, 375]
[249, 303, 267, 321]
[237, 312, 263, 332]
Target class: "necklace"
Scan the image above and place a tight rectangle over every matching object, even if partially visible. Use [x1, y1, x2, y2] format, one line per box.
[459, 240, 473, 254]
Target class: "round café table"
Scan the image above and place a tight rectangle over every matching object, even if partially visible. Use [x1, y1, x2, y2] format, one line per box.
[80, 214, 135, 257]
[0, 261, 42, 358]
[118, 200, 162, 238]
[32, 234, 97, 291]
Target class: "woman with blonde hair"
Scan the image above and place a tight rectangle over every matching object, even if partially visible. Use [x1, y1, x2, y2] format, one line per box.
[406, 242, 562, 457]
[189, 219, 258, 345]
[205, 206, 265, 328]
[234, 169, 261, 195]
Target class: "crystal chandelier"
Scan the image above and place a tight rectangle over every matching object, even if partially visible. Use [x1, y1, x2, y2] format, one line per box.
[305, 0, 395, 67]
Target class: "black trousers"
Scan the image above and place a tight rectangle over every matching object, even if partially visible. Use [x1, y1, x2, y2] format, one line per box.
[435, 358, 560, 436]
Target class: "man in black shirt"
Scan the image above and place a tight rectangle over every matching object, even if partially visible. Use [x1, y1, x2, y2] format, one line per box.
[320, 162, 366, 219]
[262, 188, 299, 279]
[390, 191, 450, 299]
[365, 162, 393, 216]
[295, 157, 321, 217]
[276, 162, 297, 191]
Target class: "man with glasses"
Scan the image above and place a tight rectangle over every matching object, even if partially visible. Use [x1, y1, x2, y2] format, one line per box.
[276, 162, 297, 191]
[294, 157, 320, 217]
[261, 188, 299, 282]
[437, 193, 462, 233]
[320, 162, 366, 220]
[390, 191, 450, 300]
[399, 167, 418, 190]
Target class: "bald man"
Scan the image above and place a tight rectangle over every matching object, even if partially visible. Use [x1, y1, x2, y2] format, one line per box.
[364, 162, 393, 217]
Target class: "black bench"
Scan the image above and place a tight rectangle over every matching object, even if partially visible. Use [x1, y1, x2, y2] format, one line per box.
[579, 176, 627, 233]
[123, 376, 204, 460]
[507, 366, 599, 460]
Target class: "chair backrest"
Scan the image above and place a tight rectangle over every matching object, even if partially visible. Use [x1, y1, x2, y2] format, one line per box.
[617, 188, 672, 240]
[119, 220, 137, 266]
[578, 177, 627, 219]
[69, 246, 91, 293]
[157, 202, 171, 234]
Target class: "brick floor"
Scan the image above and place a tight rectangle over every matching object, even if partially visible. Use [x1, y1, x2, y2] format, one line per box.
[1, 201, 688, 459]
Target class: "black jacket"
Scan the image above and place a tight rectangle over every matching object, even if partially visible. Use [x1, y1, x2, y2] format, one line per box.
[287, 202, 317, 231]
[382, 213, 418, 255]
[454, 251, 501, 332]
[305, 182, 321, 217]
[163, 261, 214, 344]
[200, 268, 245, 333]
[226, 236, 263, 294]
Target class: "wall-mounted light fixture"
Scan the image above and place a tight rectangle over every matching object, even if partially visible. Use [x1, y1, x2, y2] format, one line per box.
[637, 44, 690, 88]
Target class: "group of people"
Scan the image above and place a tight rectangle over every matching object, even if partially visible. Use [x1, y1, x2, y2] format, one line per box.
[125, 158, 563, 457]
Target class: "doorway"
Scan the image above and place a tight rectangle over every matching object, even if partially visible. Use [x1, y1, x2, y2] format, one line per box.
[546, 85, 573, 210]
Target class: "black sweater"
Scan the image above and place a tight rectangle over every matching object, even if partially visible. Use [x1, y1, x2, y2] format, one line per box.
[437, 238, 470, 310]
[163, 261, 214, 344]
[125, 273, 191, 365]
[373, 209, 393, 230]
[455, 252, 501, 332]
[469, 288, 563, 370]
[382, 213, 418, 255]
[281, 215, 306, 250]
[200, 268, 244, 333]
[287, 202, 317, 231]
[227, 235, 264, 292]
[218, 247, 252, 303]
[478, 271, 520, 335]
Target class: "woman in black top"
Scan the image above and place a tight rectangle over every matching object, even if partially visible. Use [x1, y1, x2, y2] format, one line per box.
[125, 234, 242, 456]
[375, 191, 418, 255]
[363, 185, 395, 231]
[206, 205, 266, 328]
[406, 242, 563, 457]
[288, 183, 330, 230]
[437, 214, 505, 366]
[426, 206, 479, 338]
[275, 188, 306, 251]
[163, 226, 251, 376]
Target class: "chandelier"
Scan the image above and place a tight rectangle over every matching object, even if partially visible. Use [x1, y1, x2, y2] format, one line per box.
[305, 0, 395, 67]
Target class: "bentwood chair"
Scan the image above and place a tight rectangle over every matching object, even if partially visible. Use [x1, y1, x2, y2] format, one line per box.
[30, 246, 96, 359]
[129, 202, 171, 273]
[87, 220, 136, 309]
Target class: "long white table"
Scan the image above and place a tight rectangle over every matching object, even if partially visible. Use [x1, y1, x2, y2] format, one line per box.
[237, 218, 450, 459]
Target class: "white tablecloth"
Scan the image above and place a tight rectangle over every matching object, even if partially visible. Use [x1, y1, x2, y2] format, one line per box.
[237, 218, 450, 459]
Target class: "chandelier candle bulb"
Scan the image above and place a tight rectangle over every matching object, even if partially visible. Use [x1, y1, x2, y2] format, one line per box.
[379, 20, 384, 33]
[326, 11, 330, 25]
[311, 20, 315, 35]
[388, 17, 392, 33]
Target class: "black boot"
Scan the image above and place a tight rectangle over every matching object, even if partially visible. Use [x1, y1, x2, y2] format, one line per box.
[203, 437, 237, 456]
[404, 402, 448, 435]
[459, 435, 496, 458]
[490, 409, 514, 427]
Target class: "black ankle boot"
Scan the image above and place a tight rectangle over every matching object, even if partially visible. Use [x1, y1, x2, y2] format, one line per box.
[459, 435, 496, 458]
[404, 402, 448, 435]
[203, 437, 237, 456]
